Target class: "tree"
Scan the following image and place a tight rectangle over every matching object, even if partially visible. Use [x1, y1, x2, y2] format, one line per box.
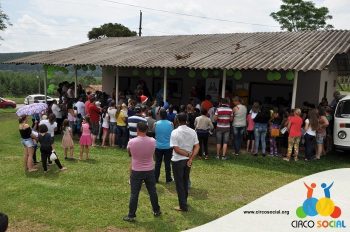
[0, 3, 11, 40]
[270, 0, 333, 32]
[88, 23, 137, 40]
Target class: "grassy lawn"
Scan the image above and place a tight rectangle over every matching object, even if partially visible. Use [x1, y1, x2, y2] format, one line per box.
[1, 112, 350, 232]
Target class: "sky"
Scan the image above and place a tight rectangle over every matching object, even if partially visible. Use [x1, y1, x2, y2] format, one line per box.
[0, 0, 349, 53]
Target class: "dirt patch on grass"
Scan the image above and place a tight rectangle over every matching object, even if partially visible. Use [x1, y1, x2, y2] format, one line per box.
[8, 220, 53, 232]
[96, 227, 132, 232]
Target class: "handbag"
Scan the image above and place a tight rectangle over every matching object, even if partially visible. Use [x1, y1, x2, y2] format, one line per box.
[280, 127, 288, 135]
[50, 151, 58, 161]
[271, 128, 280, 137]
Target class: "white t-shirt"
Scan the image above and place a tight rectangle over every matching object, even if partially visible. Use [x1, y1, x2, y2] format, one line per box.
[305, 119, 316, 136]
[108, 107, 117, 123]
[51, 104, 62, 119]
[170, 125, 199, 162]
[102, 114, 109, 128]
[39, 119, 57, 137]
[75, 101, 85, 117]
[233, 104, 247, 127]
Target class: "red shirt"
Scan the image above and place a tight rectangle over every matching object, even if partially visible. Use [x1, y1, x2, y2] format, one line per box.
[85, 101, 91, 116]
[289, 116, 303, 137]
[89, 104, 101, 123]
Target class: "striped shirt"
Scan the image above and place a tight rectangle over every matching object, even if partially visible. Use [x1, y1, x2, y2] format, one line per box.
[215, 105, 233, 129]
[128, 115, 147, 138]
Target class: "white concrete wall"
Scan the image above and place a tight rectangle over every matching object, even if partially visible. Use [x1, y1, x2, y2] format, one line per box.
[319, 69, 338, 103]
[102, 66, 116, 96]
[295, 71, 321, 107]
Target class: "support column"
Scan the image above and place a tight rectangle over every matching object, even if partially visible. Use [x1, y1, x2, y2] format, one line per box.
[221, 69, 227, 98]
[115, 67, 119, 104]
[163, 68, 167, 102]
[291, 71, 299, 109]
[74, 66, 78, 98]
[44, 67, 47, 104]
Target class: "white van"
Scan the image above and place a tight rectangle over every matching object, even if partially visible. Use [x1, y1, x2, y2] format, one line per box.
[333, 95, 350, 151]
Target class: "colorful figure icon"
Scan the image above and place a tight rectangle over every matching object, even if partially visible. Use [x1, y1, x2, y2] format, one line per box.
[321, 182, 334, 198]
[304, 182, 316, 198]
[296, 181, 341, 219]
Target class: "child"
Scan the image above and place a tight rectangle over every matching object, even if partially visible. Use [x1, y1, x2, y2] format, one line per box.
[62, 119, 74, 160]
[269, 109, 281, 156]
[101, 107, 109, 147]
[75, 114, 82, 137]
[280, 109, 290, 157]
[283, 108, 303, 162]
[38, 124, 67, 172]
[79, 116, 92, 160]
[246, 112, 255, 153]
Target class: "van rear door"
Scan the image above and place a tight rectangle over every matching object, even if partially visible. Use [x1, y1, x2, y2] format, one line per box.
[334, 99, 350, 148]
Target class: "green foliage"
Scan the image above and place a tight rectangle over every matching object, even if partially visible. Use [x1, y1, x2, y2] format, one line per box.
[47, 84, 57, 95]
[88, 23, 137, 40]
[0, 3, 11, 40]
[271, 0, 333, 31]
[0, 71, 101, 97]
[0, 71, 38, 96]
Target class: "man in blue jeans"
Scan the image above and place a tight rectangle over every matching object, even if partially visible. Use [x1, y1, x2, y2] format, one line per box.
[123, 122, 161, 222]
[232, 96, 247, 156]
[154, 109, 174, 183]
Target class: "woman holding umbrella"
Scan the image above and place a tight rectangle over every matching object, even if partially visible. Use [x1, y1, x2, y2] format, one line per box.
[19, 115, 38, 172]
[17, 102, 48, 172]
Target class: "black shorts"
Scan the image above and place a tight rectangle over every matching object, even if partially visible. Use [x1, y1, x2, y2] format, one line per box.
[91, 122, 99, 135]
[247, 130, 255, 140]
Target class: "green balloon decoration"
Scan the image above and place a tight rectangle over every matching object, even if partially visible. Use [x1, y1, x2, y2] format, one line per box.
[132, 69, 139, 76]
[286, 71, 295, 81]
[169, 69, 177, 76]
[267, 71, 274, 81]
[188, 70, 196, 78]
[234, 71, 242, 80]
[213, 70, 220, 76]
[154, 69, 161, 77]
[145, 69, 153, 76]
[274, 72, 281, 81]
[89, 65, 96, 71]
[201, 70, 209, 78]
[226, 69, 234, 77]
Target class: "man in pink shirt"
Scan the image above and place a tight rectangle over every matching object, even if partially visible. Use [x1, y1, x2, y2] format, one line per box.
[123, 122, 161, 222]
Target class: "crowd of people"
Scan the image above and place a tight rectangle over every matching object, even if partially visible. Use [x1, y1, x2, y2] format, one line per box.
[17, 81, 344, 221]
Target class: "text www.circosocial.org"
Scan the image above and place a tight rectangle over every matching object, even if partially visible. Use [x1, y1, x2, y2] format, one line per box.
[243, 210, 290, 216]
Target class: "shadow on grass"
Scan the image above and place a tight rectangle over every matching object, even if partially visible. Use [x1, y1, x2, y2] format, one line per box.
[79, 158, 99, 164]
[25, 167, 61, 179]
[135, 204, 214, 232]
[200, 152, 350, 176]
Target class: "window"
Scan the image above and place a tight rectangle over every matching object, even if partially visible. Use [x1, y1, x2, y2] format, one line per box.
[34, 96, 45, 101]
[336, 100, 350, 118]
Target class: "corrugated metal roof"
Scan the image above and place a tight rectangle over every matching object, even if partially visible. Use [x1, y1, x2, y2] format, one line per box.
[3, 30, 350, 71]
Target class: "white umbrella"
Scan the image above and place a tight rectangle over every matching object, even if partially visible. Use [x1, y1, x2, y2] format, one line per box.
[16, 103, 48, 117]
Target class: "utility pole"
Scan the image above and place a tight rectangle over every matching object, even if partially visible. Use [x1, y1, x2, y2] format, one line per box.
[37, 75, 40, 94]
[139, 10, 142, 36]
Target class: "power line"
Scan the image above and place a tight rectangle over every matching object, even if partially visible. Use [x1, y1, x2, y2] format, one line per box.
[51, 0, 278, 28]
[100, 0, 279, 28]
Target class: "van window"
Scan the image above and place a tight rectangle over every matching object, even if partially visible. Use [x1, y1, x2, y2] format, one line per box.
[336, 100, 350, 118]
